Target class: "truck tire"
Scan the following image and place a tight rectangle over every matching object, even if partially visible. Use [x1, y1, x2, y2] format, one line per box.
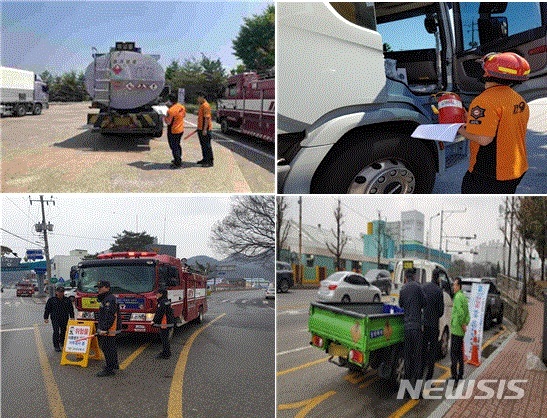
[439, 327, 449, 359]
[497, 304, 504, 324]
[197, 306, 204, 324]
[153, 127, 163, 138]
[341, 295, 351, 303]
[32, 103, 42, 115]
[14, 104, 27, 117]
[390, 344, 405, 387]
[278, 279, 290, 293]
[484, 308, 492, 330]
[220, 118, 229, 134]
[311, 133, 436, 194]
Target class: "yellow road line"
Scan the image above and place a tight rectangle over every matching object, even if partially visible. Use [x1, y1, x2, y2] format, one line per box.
[167, 314, 226, 418]
[389, 399, 419, 418]
[359, 375, 380, 389]
[34, 324, 67, 418]
[119, 342, 150, 370]
[278, 391, 336, 418]
[482, 325, 506, 349]
[277, 357, 328, 377]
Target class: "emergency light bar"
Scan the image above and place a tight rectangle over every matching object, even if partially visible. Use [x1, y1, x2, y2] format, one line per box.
[97, 251, 158, 259]
[114, 42, 140, 52]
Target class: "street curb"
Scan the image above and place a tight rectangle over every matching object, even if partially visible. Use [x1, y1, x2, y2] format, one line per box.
[429, 330, 516, 417]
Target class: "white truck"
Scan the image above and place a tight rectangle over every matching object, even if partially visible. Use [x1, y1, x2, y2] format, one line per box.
[277, 2, 547, 194]
[0, 66, 49, 116]
[393, 258, 454, 359]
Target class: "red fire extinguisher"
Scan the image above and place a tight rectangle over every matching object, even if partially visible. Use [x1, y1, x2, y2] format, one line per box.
[435, 92, 466, 124]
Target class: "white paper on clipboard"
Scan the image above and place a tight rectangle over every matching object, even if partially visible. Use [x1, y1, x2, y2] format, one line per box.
[411, 123, 465, 143]
[152, 105, 169, 116]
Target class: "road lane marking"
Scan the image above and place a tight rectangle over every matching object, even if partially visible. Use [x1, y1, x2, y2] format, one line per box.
[34, 324, 67, 418]
[277, 345, 313, 356]
[167, 313, 226, 418]
[278, 391, 336, 418]
[119, 342, 150, 370]
[359, 375, 380, 389]
[0, 326, 35, 332]
[277, 357, 328, 377]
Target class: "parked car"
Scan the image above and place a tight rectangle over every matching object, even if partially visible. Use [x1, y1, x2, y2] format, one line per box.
[364, 269, 392, 295]
[317, 271, 382, 303]
[64, 287, 77, 302]
[460, 277, 504, 329]
[265, 282, 276, 299]
[276, 261, 294, 293]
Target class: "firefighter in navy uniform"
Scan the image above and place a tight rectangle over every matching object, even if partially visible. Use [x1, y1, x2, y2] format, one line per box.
[458, 52, 531, 194]
[95, 280, 121, 377]
[153, 288, 175, 359]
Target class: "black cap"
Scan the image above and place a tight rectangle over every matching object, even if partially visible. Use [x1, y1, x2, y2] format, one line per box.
[55, 286, 65, 292]
[95, 280, 110, 288]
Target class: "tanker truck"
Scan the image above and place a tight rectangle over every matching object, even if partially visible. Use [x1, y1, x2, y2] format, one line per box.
[85, 42, 168, 137]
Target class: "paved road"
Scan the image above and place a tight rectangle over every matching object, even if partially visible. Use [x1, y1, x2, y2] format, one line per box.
[1, 102, 274, 193]
[1, 288, 275, 418]
[276, 289, 509, 418]
[433, 98, 547, 194]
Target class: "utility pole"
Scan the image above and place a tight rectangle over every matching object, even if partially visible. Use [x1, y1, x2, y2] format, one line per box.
[30, 195, 55, 297]
[298, 196, 302, 285]
[377, 211, 382, 268]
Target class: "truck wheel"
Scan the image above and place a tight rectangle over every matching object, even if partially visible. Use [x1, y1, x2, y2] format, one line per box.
[32, 104, 42, 115]
[14, 104, 27, 117]
[390, 346, 405, 387]
[197, 307, 204, 324]
[220, 119, 229, 134]
[341, 295, 351, 303]
[279, 279, 289, 293]
[311, 133, 436, 194]
[439, 327, 449, 359]
[153, 128, 163, 138]
[484, 308, 492, 330]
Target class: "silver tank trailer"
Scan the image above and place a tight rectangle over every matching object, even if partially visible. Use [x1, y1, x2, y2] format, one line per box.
[84, 50, 165, 110]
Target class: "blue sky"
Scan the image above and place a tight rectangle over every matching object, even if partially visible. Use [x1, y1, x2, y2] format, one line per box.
[1, 0, 272, 76]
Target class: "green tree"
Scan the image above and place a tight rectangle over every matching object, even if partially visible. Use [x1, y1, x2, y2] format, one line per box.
[110, 230, 156, 252]
[232, 4, 274, 73]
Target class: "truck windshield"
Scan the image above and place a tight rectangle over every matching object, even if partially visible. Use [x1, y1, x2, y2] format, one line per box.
[79, 264, 155, 294]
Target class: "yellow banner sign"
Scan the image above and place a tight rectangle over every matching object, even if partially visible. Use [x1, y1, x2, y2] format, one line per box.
[81, 297, 99, 309]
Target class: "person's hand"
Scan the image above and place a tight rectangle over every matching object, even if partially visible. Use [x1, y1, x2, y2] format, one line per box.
[202, 129, 207, 135]
[98, 330, 107, 336]
[44, 319, 49, 324]
[462, 324, 467, 333]
[457, 125, 467, 136]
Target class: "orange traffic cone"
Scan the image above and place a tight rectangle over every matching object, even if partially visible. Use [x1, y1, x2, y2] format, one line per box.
[466, 330, 481, 366]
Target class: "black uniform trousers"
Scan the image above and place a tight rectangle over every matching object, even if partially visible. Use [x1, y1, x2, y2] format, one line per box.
[159, 328, 171, 356]
[461, 171, 523, 194]
[168, 129, 183, 166]
[198, 130, 214, 163]
[403, 327, 423, 387]
[421, 325, 439, 381]
[450, 334, 464, 380]
[98, 335, 119, 371]
[51, 319, 68, 349]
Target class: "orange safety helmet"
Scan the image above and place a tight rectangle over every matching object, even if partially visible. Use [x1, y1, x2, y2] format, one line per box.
[481, 52, 530, 81]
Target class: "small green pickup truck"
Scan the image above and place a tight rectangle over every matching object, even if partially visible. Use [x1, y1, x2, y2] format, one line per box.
[309, 301, 405, 385]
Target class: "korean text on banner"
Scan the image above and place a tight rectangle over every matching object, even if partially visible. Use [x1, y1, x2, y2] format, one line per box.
[464, 282, 490, 365]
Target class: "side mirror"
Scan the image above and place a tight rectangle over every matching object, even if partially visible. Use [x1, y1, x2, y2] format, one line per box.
[424, 14, 438, 34]
[478, 16, 508, 45]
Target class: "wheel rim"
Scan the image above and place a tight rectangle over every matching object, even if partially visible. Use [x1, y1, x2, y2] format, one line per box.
[347, 159, 416, 194]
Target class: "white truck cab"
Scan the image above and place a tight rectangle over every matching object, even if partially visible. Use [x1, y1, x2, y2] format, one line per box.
[277, 2, 547, 194]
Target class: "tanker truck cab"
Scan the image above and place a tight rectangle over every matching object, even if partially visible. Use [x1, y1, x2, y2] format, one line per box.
[85, 42, 166, 138]
[277, 2, 547, 194]
[394, 259, 454, 359]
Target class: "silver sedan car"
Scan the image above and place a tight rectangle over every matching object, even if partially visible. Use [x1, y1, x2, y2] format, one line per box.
[317, 271, 382, 303]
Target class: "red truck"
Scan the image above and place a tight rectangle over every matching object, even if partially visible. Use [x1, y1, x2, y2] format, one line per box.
[216, 72, 275, 142]
[74, 252, 207, 337]
[16, 281, 35, 297]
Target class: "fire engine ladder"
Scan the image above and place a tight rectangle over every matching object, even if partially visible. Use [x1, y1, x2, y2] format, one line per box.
[91, 47, 111, 108]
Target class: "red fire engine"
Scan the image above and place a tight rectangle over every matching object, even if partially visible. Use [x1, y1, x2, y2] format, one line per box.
[216, 72, 274, 142]
[74, 252, 207, 335]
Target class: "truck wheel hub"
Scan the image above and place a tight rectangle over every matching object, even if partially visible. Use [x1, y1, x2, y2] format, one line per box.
[348, 159, 415, 194]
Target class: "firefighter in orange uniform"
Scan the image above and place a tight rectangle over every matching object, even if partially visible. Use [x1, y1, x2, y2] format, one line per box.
[96, 280, 121, 377]
[153, 288, 175, 359]
[196, 92, 214, 167]
[164, 94, 186, 169]
[458, 52, 531, 194]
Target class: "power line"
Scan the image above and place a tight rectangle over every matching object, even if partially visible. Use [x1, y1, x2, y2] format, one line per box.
[5, 196, 33, 220]
[1, 228, 42, 247]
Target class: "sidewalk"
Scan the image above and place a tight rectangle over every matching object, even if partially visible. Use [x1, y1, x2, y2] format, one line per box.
[437, 296, 546, 417]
